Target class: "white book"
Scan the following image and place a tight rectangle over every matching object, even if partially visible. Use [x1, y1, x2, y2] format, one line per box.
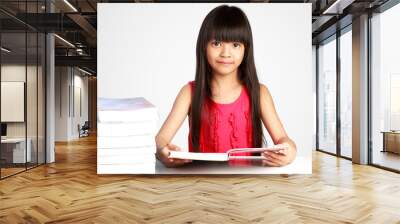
[98, 154, 156, 165]
[97, 147, 156, 156]
[169, 144, 289, 161]
[97, 135, 155, 149]
[98, 97, 158, 122]
[97, 120, 157, 137]
[97, 164, 156, 174]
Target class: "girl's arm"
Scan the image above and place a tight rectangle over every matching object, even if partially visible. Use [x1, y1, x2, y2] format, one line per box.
[155, 84, 192, 167]
[259, 84, 297, 166]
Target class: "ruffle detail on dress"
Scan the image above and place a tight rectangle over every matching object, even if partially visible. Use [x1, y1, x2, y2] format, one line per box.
[211, 109, 220, 152]
[229, 113, 239, 149]
[245, 113, 252, 146]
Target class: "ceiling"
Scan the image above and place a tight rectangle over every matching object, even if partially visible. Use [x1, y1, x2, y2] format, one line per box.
[0, 0, 393, 75]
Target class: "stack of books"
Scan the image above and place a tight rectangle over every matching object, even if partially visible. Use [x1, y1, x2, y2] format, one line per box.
[97, 97, 158, 174]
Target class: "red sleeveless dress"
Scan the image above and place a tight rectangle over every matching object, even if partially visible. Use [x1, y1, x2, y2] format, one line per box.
[187, 81, 253, 166]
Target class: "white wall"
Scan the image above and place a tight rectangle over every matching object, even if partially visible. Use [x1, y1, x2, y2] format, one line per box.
[72, 73, 89, 138]
[55, 66, 69, 141]
[98, 3, 312, 158]
[55, 67, 89, 141]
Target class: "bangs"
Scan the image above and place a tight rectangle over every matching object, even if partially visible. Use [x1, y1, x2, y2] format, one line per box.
[208, 25, 250, 46]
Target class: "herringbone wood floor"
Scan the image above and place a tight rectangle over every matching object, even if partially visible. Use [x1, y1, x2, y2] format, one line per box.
[1, 135, 400, 224]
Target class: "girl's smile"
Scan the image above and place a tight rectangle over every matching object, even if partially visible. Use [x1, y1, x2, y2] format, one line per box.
[216, 60, 234, 65]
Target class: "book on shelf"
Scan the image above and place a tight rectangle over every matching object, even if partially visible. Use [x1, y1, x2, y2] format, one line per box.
[97, 155, 156, 165]
[98, 97, 158, 122]
[97, 135, 156, 149]
[97, 164, 156, 174]
[97, 147, 156, 156]
[97, 120, 157, 137]
[168, 144, 289, 161]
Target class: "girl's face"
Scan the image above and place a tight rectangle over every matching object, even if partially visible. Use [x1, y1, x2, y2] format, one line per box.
[206, 40, 245, 77]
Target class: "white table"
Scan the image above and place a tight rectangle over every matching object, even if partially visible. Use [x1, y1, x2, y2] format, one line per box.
[155, 156, 312, 174]
[1, 138, 32, 163]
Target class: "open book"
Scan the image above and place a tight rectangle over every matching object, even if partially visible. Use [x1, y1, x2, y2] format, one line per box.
[168, 144, 289, 161]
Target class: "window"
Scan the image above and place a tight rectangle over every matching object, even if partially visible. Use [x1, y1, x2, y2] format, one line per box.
[339, 28, 352, 158]
[318, 36, 337, 155]
[371, 2, 400, 171]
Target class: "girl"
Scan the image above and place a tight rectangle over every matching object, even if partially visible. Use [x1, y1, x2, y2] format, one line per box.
[155, 5, 296, 168]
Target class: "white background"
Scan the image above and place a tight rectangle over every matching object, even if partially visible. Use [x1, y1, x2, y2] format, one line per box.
[98, 3, 312, 158]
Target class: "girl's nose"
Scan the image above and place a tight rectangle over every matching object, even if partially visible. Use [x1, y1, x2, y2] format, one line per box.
[220, 44, 231, 57]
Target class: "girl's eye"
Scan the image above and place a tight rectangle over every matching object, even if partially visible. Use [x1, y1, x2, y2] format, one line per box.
[212, 41, 221, 47]
[233, 43, 241, 48]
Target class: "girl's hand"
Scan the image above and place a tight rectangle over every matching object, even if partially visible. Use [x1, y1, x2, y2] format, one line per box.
[156, 143, 192, 168]
[261, 143, 296, 167]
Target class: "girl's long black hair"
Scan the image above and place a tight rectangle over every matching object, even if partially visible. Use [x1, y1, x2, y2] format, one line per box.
[190, 5, 265, 152]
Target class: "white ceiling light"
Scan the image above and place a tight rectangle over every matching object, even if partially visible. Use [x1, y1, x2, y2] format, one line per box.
[54, 34, 75, 48]
[78, 67, 93, 76]
[76, 48, 84, 55]
[1, 47, 11, 53]
[63, 0, 78, 12]
[323, 0, 355, 14]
